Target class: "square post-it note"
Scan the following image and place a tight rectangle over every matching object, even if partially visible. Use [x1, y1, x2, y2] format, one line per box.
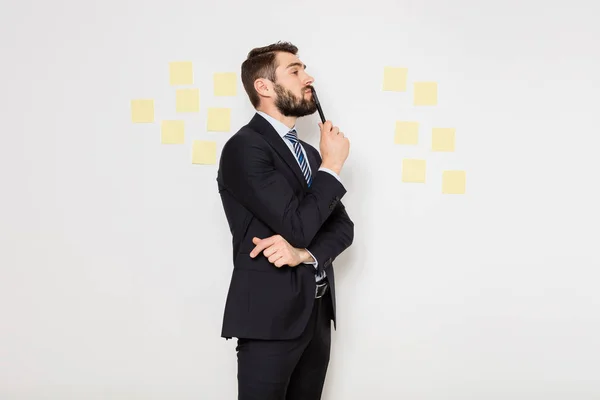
[207, 108, 231, 132]
[192, 140, 217, 165]
[169, 61, 193, 85]
[442, 170, 466, 194]
[161, 120, 184, 144]
[402, 159, 426, 183]
[414, 82, 438, 106]
[176, 89, 199, 113]
[432, 128, 455, 152]
[394, 121, 419, 145]
[131, 99, 154, 123]
[214, 73, 237, 96]
[382, 67, 408, 91]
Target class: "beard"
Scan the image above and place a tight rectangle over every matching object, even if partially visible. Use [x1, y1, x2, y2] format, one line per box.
[273, 83, 317, 117]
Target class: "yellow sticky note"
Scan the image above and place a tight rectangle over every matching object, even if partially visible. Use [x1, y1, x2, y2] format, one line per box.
[383, 67, 408, 91]
[192, 140, 217, 164]
[161, 120, 184, 144]
[442, 170, 466, 194]
[176, 88, 199, 113]
[432, 128, 455, 151]
[169, 62, 193, 85]
[414, 82, 438, 105]
[131, 99, 154, 123]
[394, 121, 419, 145]
[214, 72, 237, 96]
[207, 108, 231, 132]
[402, 159, 426, 183]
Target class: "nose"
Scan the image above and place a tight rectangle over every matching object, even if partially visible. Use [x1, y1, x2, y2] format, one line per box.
[304, 73, 314, 87]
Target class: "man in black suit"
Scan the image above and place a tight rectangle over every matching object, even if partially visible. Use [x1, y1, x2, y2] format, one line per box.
[216, 41, 354, 400]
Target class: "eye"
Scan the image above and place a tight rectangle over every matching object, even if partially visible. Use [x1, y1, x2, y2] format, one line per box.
[292, 70, 298, 75]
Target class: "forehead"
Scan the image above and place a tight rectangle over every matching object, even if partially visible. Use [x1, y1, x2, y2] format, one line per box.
[275, 52, 305, 71]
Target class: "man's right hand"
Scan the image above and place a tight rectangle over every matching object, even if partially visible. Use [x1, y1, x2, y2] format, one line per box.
[318, 120, 350, 175]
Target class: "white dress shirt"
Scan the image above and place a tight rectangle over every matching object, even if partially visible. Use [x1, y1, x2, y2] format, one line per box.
[256, 111, 341, 281]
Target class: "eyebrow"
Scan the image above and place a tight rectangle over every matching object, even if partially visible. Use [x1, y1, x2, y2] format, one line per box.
[286, 62, 306, 70]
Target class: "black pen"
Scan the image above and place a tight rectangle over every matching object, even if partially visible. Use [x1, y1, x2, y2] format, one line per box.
[311, 87, 326, 124]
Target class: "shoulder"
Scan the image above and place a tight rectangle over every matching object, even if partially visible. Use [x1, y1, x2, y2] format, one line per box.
[223, 124, 266, 152]
[220, 124, 273, 167]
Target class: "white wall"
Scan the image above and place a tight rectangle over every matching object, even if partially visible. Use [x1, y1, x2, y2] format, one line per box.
[1, 0, 599, 398]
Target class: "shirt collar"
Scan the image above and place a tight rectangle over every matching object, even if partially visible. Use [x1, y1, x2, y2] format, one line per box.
[256, 111, 296, 138]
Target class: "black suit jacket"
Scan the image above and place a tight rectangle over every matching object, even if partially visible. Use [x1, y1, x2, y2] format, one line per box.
[216, 113, 354, 340]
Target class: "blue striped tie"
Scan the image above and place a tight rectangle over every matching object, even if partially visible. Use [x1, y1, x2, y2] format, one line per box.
[284, 129, 313, 187]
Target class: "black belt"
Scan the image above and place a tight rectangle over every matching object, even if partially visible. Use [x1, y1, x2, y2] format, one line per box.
[315, 279, 328, 298]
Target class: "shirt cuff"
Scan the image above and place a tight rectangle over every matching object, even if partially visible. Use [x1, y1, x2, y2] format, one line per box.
[318, 167, 341, 183]
[303, 248, 318, 269]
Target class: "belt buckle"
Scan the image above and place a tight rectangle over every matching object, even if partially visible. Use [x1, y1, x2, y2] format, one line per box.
[315, 280, 328, 298]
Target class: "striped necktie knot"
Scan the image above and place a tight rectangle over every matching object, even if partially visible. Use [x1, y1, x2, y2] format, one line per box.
[284, 129, 298, 143]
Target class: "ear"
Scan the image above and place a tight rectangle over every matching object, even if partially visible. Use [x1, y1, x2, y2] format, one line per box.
[254, 78, 273, 99]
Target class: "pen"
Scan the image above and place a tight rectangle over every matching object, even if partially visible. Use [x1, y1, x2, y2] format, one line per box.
[311, 87, 326, 124]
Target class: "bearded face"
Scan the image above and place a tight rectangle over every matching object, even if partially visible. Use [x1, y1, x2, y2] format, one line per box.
[273, 83, 317, 118]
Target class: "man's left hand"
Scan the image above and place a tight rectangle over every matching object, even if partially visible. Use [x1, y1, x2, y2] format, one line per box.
[250, 235, 310, 267]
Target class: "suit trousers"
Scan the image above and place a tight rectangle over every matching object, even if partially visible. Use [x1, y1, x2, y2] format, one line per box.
[236, 289, 333, 400]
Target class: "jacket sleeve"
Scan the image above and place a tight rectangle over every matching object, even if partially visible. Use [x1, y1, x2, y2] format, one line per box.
[306, 199, 354, 272]
[304, 147, 354, 271]
[218, 133, 347, 249]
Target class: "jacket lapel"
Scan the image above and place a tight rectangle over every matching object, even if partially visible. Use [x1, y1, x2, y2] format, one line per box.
[248, 113, 308, 189]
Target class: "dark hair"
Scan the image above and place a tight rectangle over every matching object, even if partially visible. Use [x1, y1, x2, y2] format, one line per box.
[241, 41, 299, 108]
